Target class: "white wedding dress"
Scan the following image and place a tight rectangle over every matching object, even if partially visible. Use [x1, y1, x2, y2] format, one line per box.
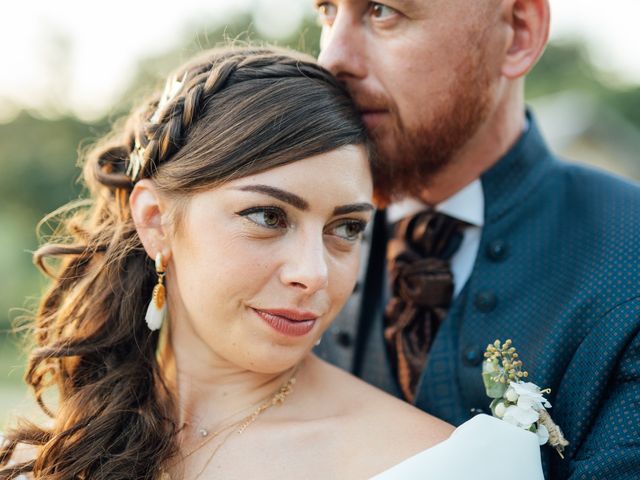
[371, 414, 545, 479]
[3, 415, 544, 479]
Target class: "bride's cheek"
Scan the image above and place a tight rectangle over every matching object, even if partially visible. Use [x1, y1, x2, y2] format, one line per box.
[329, 253, 362, 307]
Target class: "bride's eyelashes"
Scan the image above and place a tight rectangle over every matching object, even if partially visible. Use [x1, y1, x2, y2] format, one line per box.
[235, 205, 368, 243]
[237, 205, 288, 230]
[325, 219, 367, 242]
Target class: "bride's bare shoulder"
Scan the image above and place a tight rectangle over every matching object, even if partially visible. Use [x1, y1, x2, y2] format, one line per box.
[331, 364, 452, 439]
[310, 357, 454, 474]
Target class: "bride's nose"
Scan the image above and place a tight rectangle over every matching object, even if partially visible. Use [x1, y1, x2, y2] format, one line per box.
[279, 231, 329, 294]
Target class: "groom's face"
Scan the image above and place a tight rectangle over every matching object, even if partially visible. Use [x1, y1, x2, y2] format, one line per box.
[316, 0, 504, 203]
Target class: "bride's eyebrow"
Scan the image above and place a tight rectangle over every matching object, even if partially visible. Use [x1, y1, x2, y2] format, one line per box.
[234, 185, 309, 210]
[333, 203, 374, 215]
[233, 185, 374, 215]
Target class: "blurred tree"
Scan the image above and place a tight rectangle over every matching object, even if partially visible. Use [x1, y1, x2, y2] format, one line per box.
[115, 14, 322, 115]
[526, 41, 601, 97]
[605, 86, 640, 127]
[0, 113, 109, 328]
[527, 41, 640, 129]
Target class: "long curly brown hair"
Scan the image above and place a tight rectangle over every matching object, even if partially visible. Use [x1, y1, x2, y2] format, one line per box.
[0, 46, 370, 479]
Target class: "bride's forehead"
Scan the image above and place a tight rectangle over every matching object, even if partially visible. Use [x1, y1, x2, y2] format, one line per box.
[249, 146, 368, 176]
[223, 148, 372, 193]
[172, 148, 371, 219]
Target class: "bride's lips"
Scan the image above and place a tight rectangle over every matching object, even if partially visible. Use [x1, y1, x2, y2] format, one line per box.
[253, 308, 318, 337]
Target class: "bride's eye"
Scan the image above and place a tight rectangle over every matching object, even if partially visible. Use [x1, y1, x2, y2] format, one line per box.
[237, 206, 288, 229]
[327, 219, 367, 242]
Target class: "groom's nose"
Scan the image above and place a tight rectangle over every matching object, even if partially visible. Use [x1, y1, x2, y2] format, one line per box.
[318, 14, 367, 81]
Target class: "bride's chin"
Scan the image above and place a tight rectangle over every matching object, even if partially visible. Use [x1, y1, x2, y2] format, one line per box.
[242, 344, 312, 375]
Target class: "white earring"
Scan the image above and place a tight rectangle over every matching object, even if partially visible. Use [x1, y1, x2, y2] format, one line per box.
[315, 336, 322, 347]
[145, 252, 167, 331]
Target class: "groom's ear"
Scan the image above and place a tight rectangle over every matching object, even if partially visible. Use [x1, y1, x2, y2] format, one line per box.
[500, 0, 550, 79]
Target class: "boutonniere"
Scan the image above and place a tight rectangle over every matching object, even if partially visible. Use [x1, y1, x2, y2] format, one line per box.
[482, 339, 569, 458]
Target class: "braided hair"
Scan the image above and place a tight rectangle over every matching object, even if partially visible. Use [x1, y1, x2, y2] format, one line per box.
[0, 46, 370, 480]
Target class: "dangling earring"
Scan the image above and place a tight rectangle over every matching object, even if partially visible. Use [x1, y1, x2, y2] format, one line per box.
[145, 252, 167, 331]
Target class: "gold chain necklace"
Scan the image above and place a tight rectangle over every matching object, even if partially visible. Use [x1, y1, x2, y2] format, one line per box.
[158, 368, 298, 480]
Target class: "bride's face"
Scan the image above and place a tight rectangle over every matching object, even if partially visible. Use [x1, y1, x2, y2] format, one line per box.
[166, 145, 373, 373]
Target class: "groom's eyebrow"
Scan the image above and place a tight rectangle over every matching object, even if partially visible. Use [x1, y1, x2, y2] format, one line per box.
[234, 185, 309, 210]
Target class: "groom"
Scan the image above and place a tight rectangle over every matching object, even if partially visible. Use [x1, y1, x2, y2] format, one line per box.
[313, 0, 640, 478]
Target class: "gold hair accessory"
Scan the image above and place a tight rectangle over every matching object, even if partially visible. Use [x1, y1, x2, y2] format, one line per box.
[150, 72, 187, 124]
[127, 72, 187, 181]
[145, 252, 167, 331]
[126, 137, 144, 182]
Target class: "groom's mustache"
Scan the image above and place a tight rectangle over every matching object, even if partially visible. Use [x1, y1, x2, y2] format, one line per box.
[344, 86, 391, 115]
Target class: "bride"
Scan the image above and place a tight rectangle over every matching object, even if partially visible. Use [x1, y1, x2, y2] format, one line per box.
[0, 47, 542, 479]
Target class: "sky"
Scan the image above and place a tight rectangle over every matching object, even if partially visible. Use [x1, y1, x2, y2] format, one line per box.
[0, 0, 638, 122]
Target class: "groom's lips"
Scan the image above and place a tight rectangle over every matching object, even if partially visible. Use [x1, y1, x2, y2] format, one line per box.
[349, 89, 389, 130]
[359, 109, 388, 130]
[252, 308, 318, 337]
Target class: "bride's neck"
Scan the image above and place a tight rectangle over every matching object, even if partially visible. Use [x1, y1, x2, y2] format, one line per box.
[157, 323, 298, 431]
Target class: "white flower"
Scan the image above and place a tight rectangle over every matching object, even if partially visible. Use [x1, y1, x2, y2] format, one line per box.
[536, 424, 550, 446]
[502, 404, 540, 430]
[510, 382, 552, 411]
[501, 381, 552, 431]
[505, 386, 519, 403]
[494, 401, 507, 418]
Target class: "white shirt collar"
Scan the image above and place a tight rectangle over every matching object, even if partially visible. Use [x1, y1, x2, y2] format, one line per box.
[386, 179, 485, 227]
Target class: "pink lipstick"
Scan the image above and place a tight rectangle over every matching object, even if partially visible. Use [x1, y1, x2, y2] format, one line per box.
[253, 308, 317, 337]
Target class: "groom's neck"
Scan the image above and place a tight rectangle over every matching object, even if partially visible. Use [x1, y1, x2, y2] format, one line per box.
[419, 81, 525, 206]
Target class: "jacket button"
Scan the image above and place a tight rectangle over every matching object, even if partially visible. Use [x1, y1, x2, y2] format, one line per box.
[334, 330, 353, 348]
[486, 239, 509, 261]
[474, 291, 497, 313]
[463, 345, 484, 367]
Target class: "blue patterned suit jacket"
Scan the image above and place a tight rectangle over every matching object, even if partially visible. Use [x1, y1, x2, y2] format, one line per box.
[316, 113, 640, 479]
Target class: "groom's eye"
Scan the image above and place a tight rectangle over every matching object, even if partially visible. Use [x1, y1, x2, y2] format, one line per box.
[369, 2, 397, 20]
[316, 2, 337, 26]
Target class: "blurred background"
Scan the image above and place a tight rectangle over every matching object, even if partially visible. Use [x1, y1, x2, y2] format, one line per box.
[1, 0, 639, 428]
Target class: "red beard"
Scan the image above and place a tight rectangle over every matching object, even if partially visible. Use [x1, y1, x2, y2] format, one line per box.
[366, 51, 493, 207]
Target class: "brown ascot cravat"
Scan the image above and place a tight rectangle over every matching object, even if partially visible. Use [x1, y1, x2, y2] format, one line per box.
[384, 210, 469, 403]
